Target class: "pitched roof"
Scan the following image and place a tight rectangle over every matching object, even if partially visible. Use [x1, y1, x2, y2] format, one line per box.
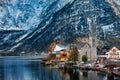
[97, 46, 111, 55]
[97, 46, 120, 55]
[75, 42, 90, 49]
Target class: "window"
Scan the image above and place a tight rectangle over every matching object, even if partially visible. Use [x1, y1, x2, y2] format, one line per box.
[113, 49, 116, 53]
[92, 39, 95, 42]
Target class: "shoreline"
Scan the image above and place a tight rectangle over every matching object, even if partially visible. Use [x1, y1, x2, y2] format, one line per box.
[41, 61, 120, 77]
[0, 55, 47, 59]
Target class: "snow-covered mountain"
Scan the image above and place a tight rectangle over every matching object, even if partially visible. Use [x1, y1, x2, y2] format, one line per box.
[0, 0, 120, 55]
[107, 0, 120, 16]
[0, 0, 73, 30]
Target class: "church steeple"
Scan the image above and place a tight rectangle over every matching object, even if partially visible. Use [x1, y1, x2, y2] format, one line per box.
[88, 17, 97, 48]
[87, 17, 97, 60]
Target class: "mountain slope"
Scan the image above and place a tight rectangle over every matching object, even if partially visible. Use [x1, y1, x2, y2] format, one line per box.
[0, 0, 120, 55]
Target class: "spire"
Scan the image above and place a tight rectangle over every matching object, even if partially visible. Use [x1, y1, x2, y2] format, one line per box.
[87, 17, 97, 37]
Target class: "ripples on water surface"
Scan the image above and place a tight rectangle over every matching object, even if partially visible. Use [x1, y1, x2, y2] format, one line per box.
[0, 58, 120, 80]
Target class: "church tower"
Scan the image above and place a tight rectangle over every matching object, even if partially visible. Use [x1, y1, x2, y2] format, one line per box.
[88, 17, 97, 60]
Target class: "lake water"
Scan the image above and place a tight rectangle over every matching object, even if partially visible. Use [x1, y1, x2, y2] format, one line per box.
[0, 58, 120, 80]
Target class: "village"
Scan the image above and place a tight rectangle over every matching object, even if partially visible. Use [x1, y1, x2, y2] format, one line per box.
[41, 36, 120, 77]
[39, 15, 120, 77]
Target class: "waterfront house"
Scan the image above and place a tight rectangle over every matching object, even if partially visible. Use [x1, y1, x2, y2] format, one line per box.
[56, 49, 70, 61]
[96, 46, 110, 63]
[97, 50, 108, 63]
[107, 46, 120, 59]
[97, 46, 120, 63]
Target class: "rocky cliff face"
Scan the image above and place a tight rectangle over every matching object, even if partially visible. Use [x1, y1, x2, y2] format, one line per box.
[0, 0, 120, 55]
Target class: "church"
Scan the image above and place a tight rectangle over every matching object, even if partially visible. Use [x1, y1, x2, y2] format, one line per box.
[78, 18, 98, 61]
[77, 35, 97, 61]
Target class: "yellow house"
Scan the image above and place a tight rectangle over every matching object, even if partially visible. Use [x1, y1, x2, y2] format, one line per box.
[56, 49, 70, 61]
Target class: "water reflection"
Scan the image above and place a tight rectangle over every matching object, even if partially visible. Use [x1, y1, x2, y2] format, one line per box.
[65, 69, 79, 80]
[0, 59, 120, 80]
[107, 73, 114, 80]
[83, 71, 88, 77]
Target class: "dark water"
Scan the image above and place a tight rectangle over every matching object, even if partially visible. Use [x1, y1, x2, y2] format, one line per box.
[0, 58, 120, 80]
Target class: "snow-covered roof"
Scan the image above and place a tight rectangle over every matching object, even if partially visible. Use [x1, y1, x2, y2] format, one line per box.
[53, 44, 69, 54]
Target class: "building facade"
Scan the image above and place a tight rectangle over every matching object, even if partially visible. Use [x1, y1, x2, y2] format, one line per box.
[97, 46, 120, 63]
[108, 47, 120, 59]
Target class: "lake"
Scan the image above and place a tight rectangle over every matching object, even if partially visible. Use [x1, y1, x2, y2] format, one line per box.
[0, 58, 119, 80]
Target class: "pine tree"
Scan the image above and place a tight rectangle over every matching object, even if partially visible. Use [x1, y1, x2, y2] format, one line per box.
[69, 46, 79, 61]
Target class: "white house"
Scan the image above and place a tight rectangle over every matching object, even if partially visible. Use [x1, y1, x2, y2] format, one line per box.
[107, 47, 120, 59]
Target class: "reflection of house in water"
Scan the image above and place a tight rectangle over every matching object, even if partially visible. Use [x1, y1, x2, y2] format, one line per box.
[79, 71, 97, 80]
